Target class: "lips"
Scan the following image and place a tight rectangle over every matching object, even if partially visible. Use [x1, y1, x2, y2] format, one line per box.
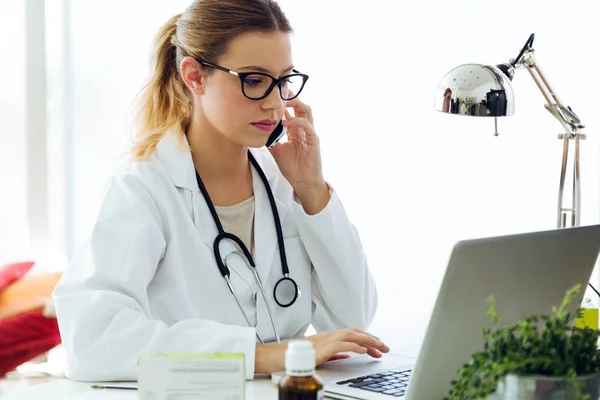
[251, 119, 277, 132]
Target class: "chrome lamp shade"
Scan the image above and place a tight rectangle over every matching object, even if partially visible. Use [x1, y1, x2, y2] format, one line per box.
[434, 64, 515, 117]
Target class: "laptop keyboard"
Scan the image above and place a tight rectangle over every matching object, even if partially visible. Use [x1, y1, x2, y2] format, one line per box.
[335, 368, 412, 397]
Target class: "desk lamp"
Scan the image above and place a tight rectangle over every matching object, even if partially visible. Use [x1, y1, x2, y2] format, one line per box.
[434, 33, 585, 230]
[434, 34, 600, 301]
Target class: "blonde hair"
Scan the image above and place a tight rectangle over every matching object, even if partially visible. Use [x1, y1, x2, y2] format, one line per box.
[129, 0, 293, 160]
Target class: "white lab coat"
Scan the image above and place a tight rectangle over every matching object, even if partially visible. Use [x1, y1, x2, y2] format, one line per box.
[53, 132, 377, 381]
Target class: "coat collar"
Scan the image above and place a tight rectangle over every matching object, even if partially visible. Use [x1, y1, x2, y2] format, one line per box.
[154, 131, 287, 284]
[154, 131, 279, 192]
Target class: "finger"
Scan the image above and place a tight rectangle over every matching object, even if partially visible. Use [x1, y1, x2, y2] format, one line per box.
[349, 327, 382, 342]
[330, 342, 368, 357]
[345, 328, 386, 346]
[284, 127, 303, 146]
[282, 118, 308, 147]
[366, 348, 383, 359]
[284, 94, 307, 111]
[337, 331, 390, 354]
[328, 354, 352, 362]
[285, 95, 314, 125]
[283, 117, 317, 139]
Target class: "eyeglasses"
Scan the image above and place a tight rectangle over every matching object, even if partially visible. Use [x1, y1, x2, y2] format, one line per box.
[195, 58, 309, 101]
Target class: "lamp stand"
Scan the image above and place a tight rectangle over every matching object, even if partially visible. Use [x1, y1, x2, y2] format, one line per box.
[508, 35, 600, 300]
[501, 35, 586, 229]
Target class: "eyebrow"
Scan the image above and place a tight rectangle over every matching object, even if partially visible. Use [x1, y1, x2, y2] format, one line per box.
[238, 65, 295, 74]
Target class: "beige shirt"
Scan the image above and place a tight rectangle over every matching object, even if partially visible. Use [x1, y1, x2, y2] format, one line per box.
[214, 196, 256, 255]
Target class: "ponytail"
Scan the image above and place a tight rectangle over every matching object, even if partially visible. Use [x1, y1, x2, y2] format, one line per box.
[130, 13, 191, 160]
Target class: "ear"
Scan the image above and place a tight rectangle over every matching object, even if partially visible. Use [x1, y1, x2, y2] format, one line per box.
[180, 56, 205, 95]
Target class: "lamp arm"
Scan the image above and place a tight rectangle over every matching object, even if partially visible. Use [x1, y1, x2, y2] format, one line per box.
[512, 48, 585, 228]
[515, 50, 585, 134]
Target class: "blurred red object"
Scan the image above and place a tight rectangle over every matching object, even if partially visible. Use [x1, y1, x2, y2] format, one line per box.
[0, 261, 35, 291]
[0, 310, 61, 377]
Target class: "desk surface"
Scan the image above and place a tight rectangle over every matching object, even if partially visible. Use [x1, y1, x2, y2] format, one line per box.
[2, 351, 416, 399]
[2, 378, 278, 399]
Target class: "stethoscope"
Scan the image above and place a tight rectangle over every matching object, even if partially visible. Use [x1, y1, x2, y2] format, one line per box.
[194, 151, 301, 344]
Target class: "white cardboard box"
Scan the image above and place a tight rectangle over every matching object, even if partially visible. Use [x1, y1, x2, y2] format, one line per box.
[138, 353, 245, 400]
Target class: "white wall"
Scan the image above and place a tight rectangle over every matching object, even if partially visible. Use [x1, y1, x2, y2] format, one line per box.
[60, 0, 193, 257]
[9, 0, 600, 356]
[275, 0, 600, 354]
[0, 3, 28, 262]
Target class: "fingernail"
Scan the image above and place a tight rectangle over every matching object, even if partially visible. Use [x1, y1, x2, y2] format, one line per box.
[378, 341, 390, 351]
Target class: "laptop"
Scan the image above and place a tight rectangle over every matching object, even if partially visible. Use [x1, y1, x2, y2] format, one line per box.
[272, 224, 600, 399]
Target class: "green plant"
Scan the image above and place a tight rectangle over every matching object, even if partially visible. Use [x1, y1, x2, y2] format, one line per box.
[445, 284, 600, 400]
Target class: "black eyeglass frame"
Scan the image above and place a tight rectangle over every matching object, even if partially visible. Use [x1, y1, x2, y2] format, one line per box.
[195, 58, 309, 101]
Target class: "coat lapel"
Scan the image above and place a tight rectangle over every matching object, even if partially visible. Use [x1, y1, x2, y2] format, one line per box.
[155, 133, 287, 281]
[155, 132, 219, 254]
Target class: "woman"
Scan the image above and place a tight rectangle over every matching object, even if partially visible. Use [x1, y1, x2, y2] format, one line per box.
[53, 0, 387, 381]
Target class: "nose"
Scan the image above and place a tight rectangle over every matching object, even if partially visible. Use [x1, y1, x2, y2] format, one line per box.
[262, 83, 286, 111]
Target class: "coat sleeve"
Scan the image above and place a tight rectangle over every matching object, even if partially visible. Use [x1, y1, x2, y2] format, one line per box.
[291, 186, 378, 333]
[52, 172, 257, 382]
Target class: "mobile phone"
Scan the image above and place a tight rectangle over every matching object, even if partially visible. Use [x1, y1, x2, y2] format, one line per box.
[266, 115, 287, 148]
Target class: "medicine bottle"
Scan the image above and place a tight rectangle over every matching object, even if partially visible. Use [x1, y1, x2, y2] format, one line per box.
[278, 340, 323, 400]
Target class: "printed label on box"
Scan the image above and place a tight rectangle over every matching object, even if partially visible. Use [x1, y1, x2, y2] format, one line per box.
[138, 353, 245, 400]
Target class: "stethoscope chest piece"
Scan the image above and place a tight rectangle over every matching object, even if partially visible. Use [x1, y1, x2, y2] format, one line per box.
[273, 275, 301, 308]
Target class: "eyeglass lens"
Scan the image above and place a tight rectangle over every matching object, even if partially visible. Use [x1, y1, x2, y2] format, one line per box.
[243, 74, 304, 100]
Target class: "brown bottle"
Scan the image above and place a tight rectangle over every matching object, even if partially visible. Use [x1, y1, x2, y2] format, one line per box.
[278, 340, 324, 400]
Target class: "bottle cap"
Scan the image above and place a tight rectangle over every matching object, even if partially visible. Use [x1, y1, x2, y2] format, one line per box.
[285, 340, 316, 375]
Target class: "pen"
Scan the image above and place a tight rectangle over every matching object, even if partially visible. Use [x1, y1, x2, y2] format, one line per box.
[91, 384, 138, 391]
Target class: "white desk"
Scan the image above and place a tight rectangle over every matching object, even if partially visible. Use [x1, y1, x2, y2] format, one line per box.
[2, 350, 415, 399]
[2, 378, 279, 399]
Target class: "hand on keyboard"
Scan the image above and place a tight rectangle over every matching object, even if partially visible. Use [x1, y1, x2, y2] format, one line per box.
[255, 327, 389, 375]
[304, 327, 390, 366]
